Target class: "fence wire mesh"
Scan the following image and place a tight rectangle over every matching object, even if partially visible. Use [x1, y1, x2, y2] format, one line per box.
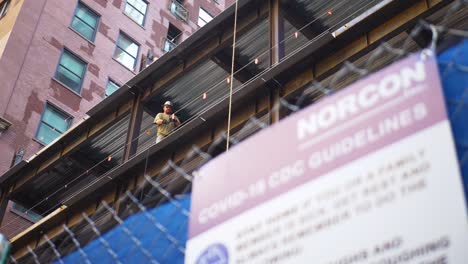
[12, 1, 468, 263]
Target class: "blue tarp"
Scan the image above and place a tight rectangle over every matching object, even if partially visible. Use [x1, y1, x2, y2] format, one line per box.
[57, 197, 190, 264]
[439, 39, 468, 196]
[57, 40, 468, 264]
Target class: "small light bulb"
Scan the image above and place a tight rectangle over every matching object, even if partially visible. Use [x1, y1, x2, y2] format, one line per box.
[226, 77, 231, 84]
[294, 32, 299, 38]
[327, 10, 332, 15]
[108, 156, 112, 161]
[203, 92, 207, 99]
[254, 58, 259, 64]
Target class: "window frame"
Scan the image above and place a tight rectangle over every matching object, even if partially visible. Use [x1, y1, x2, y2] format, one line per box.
[169, 0, 189, 22]
[163, 24, 181, 53]
[105, 78, 121, 97]
[0, 0, 10, 19]
[10, 149, 24, 168]
[70, 1, 100, 42]
[123, 0, 148, 26]
[54, 48, 88, 94]
[11, 202, 43, 223]
[113, 32, 140, 71]
[35, 102, 72, 145]
[197, 7, 213, 27]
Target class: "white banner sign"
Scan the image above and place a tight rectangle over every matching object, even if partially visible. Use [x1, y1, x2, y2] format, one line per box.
[186, 53, 468, 264]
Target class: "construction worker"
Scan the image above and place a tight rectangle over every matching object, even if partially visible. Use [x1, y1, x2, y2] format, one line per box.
[154, 101, 180, 143]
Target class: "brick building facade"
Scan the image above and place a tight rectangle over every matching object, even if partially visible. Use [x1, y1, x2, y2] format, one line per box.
[0, 0, 232, 238]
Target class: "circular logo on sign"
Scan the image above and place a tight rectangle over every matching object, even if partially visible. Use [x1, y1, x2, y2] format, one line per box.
[196, 243, 229, 264]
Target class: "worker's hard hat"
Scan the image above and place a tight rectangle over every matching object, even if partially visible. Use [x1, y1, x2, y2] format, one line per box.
[163, 101, 172, 107]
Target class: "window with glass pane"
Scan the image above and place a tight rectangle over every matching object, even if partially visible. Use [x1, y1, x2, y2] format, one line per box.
[0, 0, 10, 19]
[12, 203, 43, 222]
[71, 2, 99, 41]
[36, 104, 71, 145]
[105, 79, 120, 97]
[114, 33, 139, 70]
[55, 50, 86, 93]
[198, 7, 213, 27]
[124, 0, 147, 25]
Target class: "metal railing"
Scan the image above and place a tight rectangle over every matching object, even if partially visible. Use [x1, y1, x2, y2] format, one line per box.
[8, 1, 468, 263]
[162, 37, 177, 53]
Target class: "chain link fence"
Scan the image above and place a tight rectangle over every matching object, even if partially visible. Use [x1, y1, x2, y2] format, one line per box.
[11, 1, 468, 263]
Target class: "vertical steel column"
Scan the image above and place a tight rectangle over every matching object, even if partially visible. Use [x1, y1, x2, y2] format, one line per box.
[0, 189, 9, 226]
[269, 0, 284, 124]
[123, 92, 144, 161]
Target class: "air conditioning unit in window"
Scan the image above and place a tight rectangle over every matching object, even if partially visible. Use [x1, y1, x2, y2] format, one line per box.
[169, 0, 189, 22]
[0, 116, 12, 132]
[140, 50, 157, 71]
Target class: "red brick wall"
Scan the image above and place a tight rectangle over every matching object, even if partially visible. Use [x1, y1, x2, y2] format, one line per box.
[0, 0, 229, 239]
[0, 0, 228, 174]
[0, 202, 34, 239]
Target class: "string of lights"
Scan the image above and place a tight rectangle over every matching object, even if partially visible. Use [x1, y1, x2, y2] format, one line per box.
[2, 0, 463, 235]
[11, 13, 468, 263]
[0, 0, 419, 229]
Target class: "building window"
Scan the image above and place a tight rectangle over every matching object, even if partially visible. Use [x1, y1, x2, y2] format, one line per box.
[0, 0, 10, 19]
[10, 149, 24, 167]
[114, 33, 139, 70]
[11, 203, 43, 222]
[198, 7, 213, 27]
[36, 104, 72, 145]
[124, 0, 147, 25]
[55, 50, 87, 93]
[163, 24, 181, 53]
[105, 79, 120, 97]
[139, 50, 156, 71]
[169, 0, 188, 22]
[71, 2, 99, 41]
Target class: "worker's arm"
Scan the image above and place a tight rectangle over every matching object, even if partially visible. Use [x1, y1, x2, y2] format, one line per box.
[155, 119, 164, 125]
[171, 114, 181, 127]
[154, 114, 165, 126]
